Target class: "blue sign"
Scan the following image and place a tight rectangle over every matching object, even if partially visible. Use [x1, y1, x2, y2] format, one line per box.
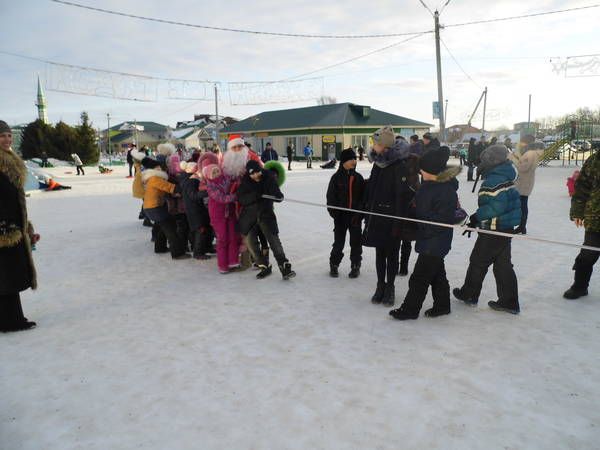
[432, 101, 440, 119]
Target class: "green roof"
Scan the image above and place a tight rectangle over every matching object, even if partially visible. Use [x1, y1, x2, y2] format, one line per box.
[107, 121, 169, 133]
[223, 103, 432, 134]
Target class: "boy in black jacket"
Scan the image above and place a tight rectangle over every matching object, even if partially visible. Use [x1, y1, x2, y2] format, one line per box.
[238, 160, 296, 280]
[326, 148, 366, 278]
[390, 147, 459, 320]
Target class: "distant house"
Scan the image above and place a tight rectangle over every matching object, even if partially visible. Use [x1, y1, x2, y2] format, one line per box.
[222, 103, 432, 159]
[514, 122, 540, 135]
[446, 124, 481, 143]
[102, 121, 171, 154]
[171, 126, 212, 149]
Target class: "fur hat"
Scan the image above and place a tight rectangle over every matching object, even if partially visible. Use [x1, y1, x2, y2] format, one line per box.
[264, 160, 286, 187]
[180, 162, 198, 174]
[423, 132, 433, 141]
[340, 148, 357, 164]
[199, 152, 219, 169]
[372, 126, 395, 149]
[479, 144, 509, 174]
[227, 134, 245, 151]
[0, 120, 10, 134]
[131, 149, 146, 162]
[157, 142, 176, 156]
[202, 164, 221, 181]
[141, 157, 161, 169]
[420, 146, 450, 175]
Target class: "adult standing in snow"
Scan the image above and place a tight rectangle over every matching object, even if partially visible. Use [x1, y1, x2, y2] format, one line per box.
[466, 137, 478, 181]
[363, 126, 419, 306]
[286, 144, 294, 171]
[563, 152, 600, 299]
[261, 143, 279, 163]
[72, 153, 84, 175]
[126, 144, 135, 178]
[422, 132, 441, 153]
[510, 135, 544, 234]
[0, 120, 39, 332]
[304, 142, 313, 169]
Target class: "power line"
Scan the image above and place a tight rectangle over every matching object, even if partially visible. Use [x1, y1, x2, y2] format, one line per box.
[439, 0, 453, 14]
[445, 4, 600, 29]
[283, 33, 428, 81]
[440, 37, 481, 89]
[49, 0, 433, 39]
[418, 0, 435, 16]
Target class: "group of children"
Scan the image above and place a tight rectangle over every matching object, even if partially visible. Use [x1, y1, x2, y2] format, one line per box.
[325, 127, 523, 320]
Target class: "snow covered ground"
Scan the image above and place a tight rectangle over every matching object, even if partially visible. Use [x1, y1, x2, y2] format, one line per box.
[2, 159, 599, 450]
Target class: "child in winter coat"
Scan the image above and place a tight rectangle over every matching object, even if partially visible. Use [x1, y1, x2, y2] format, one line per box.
[326, 148, 365, 279]
[567, 170, 580, 197]
[204, 164, 241, 273]
[237, 160, 296, 280]
[453, 145, 522, 314]
[141, 157, 190, 260]
[390, 147, 459, 320]
[180, 161, 213, 260]
[563, 152, 600, 299]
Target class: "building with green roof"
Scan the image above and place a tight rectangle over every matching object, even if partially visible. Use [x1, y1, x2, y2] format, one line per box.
[222, 103, 432, 159]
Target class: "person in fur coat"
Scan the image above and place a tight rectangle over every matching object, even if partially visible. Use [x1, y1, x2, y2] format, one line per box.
[141, 157, 190, 260]
[0, 120, 39, 332]
[130, 147, 151, 226]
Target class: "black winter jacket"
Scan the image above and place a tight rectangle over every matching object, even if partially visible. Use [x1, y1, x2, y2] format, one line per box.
[363, 142, 419, 247]
[326, 167, 366, 222]
[414, 167, 460, 258]
[424, 138, 441, 153]
[180, 174, 209, 230]
[237, 170, 283, 235]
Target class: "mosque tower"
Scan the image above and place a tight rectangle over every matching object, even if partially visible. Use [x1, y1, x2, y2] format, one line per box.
[36, 76, 48, 124]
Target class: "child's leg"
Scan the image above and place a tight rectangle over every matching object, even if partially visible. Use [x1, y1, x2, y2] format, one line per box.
[459, 234, 496, 301]
[375, 247, 387, 284]
[258, 222, 288, 267]
[245, 227, 265, 265]
[330, 218, 347, 267]
[349, 221, 362, 267]
[212, 218, 229, 271]
[492, 237, 519, 309]
[430, 258, 451, 312]
[400, 253, 437, 315]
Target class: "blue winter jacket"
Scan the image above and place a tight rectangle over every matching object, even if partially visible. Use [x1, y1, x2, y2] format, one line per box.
[476, 161, 521, 231]
[303, 146, 313, 157]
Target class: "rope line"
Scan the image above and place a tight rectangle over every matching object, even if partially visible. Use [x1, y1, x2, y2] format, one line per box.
[262, 195, 600, 253]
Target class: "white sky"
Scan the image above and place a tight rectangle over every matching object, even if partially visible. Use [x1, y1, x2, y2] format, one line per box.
[2, 0, 599, 131]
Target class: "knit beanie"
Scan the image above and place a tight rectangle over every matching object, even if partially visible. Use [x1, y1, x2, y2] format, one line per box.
[0, 120, 10, 134]
[372, 126, 395, 149]
[141, 157, 161, 169]
[479, 144, 509, 174]
[420, 146, 450, 175]
[246, 159, 262, 175]
[340, 148, 357, 164]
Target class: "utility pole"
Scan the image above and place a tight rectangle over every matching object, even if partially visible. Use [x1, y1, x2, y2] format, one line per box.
[434, 10, 446, 142]
[444, 99, 449, 125]
[527, 94, 532, 132]
[482, 87, 488, 132]
[106, 113, 111, 160]
[214, 83, 220, 148]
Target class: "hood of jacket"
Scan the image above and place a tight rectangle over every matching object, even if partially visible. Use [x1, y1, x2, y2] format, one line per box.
[141, 168, 169, 183]
[484, 160, 518, 182]
[0, 148, 26, 188]
[369, 138, 410, 168]
[434, 165, 462, 183]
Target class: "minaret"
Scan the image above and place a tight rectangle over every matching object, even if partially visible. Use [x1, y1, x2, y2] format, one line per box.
[36, 76, 48, 124]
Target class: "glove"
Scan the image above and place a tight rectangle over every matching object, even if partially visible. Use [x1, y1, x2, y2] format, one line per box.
[462, 214, 479, 238]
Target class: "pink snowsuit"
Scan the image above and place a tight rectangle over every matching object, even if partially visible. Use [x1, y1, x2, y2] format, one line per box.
[206, 174, 240, 272]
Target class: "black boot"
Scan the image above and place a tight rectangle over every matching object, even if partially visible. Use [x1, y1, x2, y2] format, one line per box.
[453, 287, 478, 305]
[280, 261, 296, 280]
[256, 264, 273, 279]
[143, 218, 153, 227]
[563, 287, 588, 300]
[329, 264, 339, 278]
[348, 265, 360, 279]
[488, 300, 520, 315]
[424, 306, 451, 318]
[389, 306, 418, 320]
[371, 283, 385, 304]
[382, 284, 395, 307]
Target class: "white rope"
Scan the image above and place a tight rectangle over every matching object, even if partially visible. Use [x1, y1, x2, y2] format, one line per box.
[262, 195, 600, 253]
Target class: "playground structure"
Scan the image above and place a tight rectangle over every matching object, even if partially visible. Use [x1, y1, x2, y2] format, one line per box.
[539, 118, 600, 166]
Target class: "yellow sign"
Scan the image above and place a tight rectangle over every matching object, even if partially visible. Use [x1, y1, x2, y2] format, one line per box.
[256, 132, 269, 138]
[322, 135, 336, 143]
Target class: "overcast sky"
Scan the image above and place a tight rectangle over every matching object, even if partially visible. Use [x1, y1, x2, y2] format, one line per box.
[2, 0, 599, 131]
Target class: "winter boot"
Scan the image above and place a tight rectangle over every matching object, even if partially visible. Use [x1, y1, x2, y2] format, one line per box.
[382, 284, 395, 307]
[329, 264, 339, 278]
[1, 320, 37, 333]
[256, 264, 273, 279]
[348, 265, 360, 279]
[424, 306, 451, 318]
[143, 218, 153, 227]
[563, 287, 588, 300]
[240, 250, 252, 270]
[488, 300, 520, 315]
[389, 306, 418, 320]
[371, 283, 385, 304]
[452, 288, 478, 305]
[280, 262, 296, 280]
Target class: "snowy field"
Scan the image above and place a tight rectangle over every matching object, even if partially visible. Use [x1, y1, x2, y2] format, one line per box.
[2, 159, 599, 450]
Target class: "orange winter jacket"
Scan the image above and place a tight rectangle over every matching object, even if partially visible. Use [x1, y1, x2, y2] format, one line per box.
[141, 169, 176, 209]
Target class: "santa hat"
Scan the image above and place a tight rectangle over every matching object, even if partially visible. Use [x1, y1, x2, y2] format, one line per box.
[199, 152, 219, 169]
[227, 134, 245, 151]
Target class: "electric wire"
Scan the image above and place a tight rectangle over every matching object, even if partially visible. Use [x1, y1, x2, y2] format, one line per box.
[440, 37, 482, 89]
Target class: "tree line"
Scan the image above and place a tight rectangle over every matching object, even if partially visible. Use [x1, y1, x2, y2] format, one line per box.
[20, 112, 98, 164]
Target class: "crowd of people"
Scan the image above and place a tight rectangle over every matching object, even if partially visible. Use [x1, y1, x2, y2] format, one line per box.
[1, 116, 599, 332]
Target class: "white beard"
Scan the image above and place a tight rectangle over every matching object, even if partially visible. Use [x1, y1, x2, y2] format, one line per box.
[222, 147, 249, 177]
